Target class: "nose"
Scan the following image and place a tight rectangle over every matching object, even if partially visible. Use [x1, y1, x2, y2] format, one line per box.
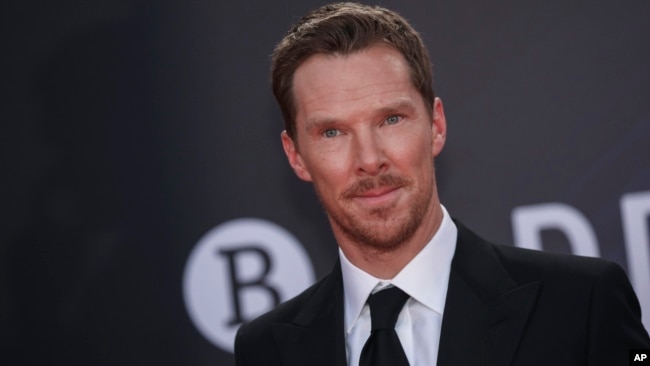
[353, 130, 388, 176]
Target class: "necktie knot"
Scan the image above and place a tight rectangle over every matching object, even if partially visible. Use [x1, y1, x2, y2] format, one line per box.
[367, 286, 409, 331]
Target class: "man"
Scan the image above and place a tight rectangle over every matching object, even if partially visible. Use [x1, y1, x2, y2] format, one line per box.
[235, 3, 650, 365]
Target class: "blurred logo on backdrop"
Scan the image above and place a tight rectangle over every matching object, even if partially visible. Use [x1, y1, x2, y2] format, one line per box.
[183, 218, 315, 353]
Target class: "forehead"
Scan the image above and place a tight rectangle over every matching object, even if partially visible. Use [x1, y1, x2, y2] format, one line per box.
[292, 44, 419, 126]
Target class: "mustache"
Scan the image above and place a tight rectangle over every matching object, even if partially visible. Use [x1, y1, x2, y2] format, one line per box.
[340, 174, 412, 200]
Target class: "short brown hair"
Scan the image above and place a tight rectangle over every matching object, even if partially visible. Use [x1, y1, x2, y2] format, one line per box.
[271, 2, 435, 140]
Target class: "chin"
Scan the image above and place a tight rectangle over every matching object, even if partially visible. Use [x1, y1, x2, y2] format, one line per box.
[342, 213, 421, 253]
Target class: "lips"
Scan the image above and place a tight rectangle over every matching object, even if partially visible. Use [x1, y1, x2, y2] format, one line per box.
[356, 186, 400, 198]
[350, 186, 403, 208]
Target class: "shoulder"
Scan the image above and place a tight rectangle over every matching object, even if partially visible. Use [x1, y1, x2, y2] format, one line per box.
[492, 238, 650, 357]
[493, 242, 623, 284]
[234, 269, 339, 363]
[238, 272, 330, 332]
[483, 232, 637, 303]
[490, 241, 642, 315]
[455, 219, 624, 287]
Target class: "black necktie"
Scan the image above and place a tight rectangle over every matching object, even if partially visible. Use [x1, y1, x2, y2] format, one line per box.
[359, 286, 410, 366]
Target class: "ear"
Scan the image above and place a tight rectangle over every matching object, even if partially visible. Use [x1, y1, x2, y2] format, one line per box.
[431, 97, 447, 157]
[281, 131, 313, 182]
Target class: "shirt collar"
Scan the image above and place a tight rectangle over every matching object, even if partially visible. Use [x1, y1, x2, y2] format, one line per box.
[339, 205, 457, 334]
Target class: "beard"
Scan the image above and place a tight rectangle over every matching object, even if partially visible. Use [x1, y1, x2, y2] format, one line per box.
[316, 173, 433, 253]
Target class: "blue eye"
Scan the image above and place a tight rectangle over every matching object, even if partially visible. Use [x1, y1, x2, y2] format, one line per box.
[386, 115, 401, 124]
[323, 129, 340, 138]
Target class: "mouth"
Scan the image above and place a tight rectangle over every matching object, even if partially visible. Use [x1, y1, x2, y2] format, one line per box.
[356, 186, 399, 198]
[353, 186, 401, 206]
[340, 174, 412, 208]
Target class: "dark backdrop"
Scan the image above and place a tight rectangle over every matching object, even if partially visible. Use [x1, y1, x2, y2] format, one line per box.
[2, 1, 649, 365]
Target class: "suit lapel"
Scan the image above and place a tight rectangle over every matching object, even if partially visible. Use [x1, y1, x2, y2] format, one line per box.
[437, 222, 540, 366]
[271, 262, 347, 366]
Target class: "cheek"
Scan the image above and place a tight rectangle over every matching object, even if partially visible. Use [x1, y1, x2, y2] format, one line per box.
[391, 131, 433, 167]
[304, 150, 351, 192]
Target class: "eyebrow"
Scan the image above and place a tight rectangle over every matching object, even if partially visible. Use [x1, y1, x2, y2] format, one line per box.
[375, 98, 418, 117]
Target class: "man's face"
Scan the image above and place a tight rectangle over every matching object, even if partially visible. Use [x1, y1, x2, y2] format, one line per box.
[282, 44, 446, 253]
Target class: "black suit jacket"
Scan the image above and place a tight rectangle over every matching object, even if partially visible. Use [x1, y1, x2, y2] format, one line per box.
[235, 222, 650, 365]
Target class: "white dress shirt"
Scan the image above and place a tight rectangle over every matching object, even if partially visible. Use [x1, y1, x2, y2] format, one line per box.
[339, 205, 457, 366]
